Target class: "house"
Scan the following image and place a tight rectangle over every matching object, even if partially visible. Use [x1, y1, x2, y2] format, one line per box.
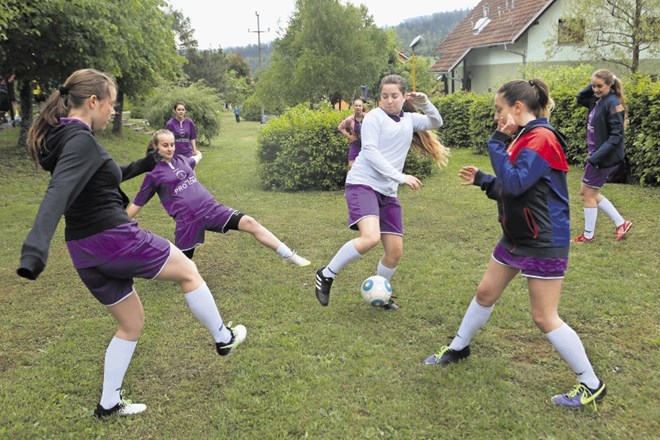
[430, 0, 658, 94]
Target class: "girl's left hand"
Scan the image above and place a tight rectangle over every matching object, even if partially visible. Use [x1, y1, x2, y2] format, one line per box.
[405, 92, 428, 106]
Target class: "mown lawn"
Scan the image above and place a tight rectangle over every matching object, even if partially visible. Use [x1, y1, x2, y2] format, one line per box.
[0, 112, 658, 439]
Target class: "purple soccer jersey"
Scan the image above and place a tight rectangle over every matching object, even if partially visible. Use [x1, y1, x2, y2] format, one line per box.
[165, 117, 197, 157]
[133, 155, 215, 222]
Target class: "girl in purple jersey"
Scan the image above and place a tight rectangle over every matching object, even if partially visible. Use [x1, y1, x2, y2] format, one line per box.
[164, 101, 199, 157]
[17, 69, 246, 419]
[315, 74, 449, 309]
[127, 129, 310, 266]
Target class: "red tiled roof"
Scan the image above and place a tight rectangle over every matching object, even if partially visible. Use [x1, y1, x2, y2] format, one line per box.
[431, 0, 556, 72]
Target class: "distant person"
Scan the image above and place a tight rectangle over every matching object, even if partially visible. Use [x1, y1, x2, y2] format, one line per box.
[423, 79, 606, 410]
[338, 99, 367, 169]
[234, 106, 241, 123]
[572, 69, 631, 243]
[315, 74, 448, 309]
[164, 101, 199, 157]
[127, 129, 311, 266]
[17, 69, 246, 418]
[0, 74, 15, 126]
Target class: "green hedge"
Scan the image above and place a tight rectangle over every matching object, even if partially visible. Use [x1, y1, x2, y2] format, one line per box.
[257, 104, 436, 192]
[434, 76, 659, 186]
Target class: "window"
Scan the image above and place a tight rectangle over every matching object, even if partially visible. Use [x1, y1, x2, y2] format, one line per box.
[558, 18, 585, 45]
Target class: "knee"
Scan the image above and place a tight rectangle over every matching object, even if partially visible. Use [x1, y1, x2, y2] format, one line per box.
[385, 246, 403, 263]
[240, 216, 260, 232]
[119, 313, 145, 339]
[531, 310, 561, 333]
[475, 285, 497, 307]
[360, 232, 381, 250]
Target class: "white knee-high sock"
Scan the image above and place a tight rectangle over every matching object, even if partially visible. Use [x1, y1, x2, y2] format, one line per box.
[583, 208, 598, 238]
[323, 240, 362, 278]
[545, 323, 599, 389]
[449, 297, 494, 350]
[276, 242, 292, 258]
[185, 282, 231, 343]
[377, 260, 397, 281]
[100, 336, 137, 409]
[597, 197, 625, 227]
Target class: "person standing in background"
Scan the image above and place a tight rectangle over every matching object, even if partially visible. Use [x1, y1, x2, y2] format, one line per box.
[165, 101, 199, 157]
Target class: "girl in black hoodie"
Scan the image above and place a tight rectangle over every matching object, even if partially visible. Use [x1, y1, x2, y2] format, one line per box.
[18, 69, 247, 418]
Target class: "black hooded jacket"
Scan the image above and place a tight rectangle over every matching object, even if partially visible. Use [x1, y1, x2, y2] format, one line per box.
[17, 121, 157, 280]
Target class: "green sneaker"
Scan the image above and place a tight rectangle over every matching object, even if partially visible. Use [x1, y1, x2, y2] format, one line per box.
[551, 381, 606, 410]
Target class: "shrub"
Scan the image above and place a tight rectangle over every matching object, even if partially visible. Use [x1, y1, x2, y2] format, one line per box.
[257, 104, 438, 192]
[468, 93, 496, 155]
[139, 81, 222, 145]
[626, 75, 660, 186]
[435, 92, 474, 149]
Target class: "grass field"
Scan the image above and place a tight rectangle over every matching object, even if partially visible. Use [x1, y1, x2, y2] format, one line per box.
[0, 112, 658, 439]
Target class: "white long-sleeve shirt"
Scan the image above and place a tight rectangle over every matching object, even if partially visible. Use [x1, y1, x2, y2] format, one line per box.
[345, 98, 442, 196]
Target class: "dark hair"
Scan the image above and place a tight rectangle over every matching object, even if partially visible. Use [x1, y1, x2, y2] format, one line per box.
[379, 74, 407, 95]
[173, 101, 187, 111]
[497, 79, 554, 118]
[27, 69, 116, 166]
[592, 69, 626, 111]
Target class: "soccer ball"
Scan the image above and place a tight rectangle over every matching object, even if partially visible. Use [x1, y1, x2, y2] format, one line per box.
[360, 275, 392, 307]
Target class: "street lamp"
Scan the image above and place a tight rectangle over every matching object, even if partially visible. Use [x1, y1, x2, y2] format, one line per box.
[409, 35, 422, 92]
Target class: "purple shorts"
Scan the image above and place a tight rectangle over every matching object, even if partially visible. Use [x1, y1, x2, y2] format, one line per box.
[345, 184, 403, 235]
[66, 222, 172, 306]
[582, 161, 619, 189]
[348, 142, 361, 161]
[175, 203, 240, 251]
[492, 242, 568, 279]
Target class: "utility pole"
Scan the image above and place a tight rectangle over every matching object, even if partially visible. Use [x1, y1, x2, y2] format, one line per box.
[248, 11, 269, 124]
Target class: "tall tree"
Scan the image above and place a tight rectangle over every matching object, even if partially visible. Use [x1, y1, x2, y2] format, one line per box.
[255, 0, 394, 109]
[0, 0, 182, 144]
[183, 49, 228, 92]
[545, 0, 660, 73]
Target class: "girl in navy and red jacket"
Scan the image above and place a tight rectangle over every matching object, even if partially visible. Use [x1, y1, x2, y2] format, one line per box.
[423, 79, 606, 410]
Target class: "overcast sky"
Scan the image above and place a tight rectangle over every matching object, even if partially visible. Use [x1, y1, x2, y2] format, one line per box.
[167, 0, 481, 49]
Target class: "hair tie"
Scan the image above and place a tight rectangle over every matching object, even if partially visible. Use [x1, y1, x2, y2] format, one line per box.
[528, 80, 535, 87]
[612, 75, 617, 81]
[58, 85, 69, 96]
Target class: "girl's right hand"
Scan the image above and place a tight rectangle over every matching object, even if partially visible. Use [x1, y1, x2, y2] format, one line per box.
[459, 166, 479, 185]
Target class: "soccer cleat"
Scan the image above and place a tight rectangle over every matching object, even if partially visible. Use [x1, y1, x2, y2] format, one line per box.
[572, 232, 596, 243]
[615, 220, 632, 241]
[422, 345, 471, 366]
[315, 268, 334, 306]
[283, 251, 311, 267]
[216, 323, 247, 356]
[383, 296, 400, 310]
[94, 392, 147, 418]
[551, 381, 607, 410]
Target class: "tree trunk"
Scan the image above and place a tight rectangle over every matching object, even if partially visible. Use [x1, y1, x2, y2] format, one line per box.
[112, 86, 124, 134]
[16, 82, 33, 149]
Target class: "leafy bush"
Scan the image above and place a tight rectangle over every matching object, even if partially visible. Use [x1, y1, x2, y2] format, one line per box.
[257, 104, 437, 192]
[626, 75, 660, 186]
[435, 92, 474, 149]
[468, 93, 496, 155]
[139, 81, 222, 145]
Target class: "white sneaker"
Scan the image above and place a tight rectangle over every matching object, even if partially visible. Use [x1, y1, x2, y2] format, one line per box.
[283, 251, 311, 267]
[94, 394, 147, 418]
[216, 323, 247, 356]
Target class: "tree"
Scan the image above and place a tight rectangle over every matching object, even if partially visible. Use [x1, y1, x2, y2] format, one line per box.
[182, 48, 228, 92]
[254, 0, 394, 109]
[0, 0, 183, 144]
[545, 0, 660, 74]
[226, 53, 250, 78]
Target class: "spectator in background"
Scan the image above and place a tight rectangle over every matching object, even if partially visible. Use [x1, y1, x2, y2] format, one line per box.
[164, 101, 199, 157]
[338, 99, 367, 169]
[234, 106, 241, 123]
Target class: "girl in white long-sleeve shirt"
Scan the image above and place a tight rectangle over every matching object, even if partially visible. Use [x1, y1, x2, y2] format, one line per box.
[315, 74, 449, 308]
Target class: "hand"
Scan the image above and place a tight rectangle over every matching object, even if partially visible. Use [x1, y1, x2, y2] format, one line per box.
[458, 166, 479, 185]
[497, 114, 518, 136]
[403, 174, 422, 190]
[405, 92, 428, 107]
[348, 135, 358, 142]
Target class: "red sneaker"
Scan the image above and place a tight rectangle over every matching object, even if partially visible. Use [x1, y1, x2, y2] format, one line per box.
[615, 220, 632, 241]
[572, 233, 596, 243]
